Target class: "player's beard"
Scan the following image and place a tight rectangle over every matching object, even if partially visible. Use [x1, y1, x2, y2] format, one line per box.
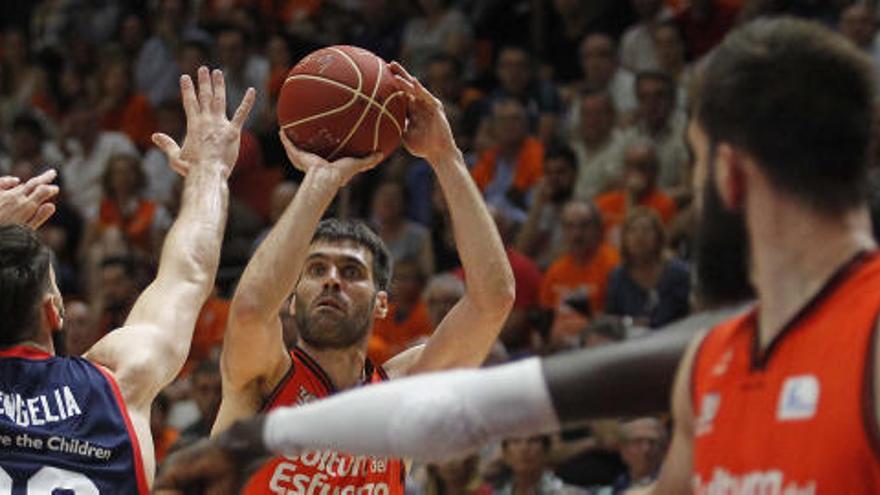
[693, 148, 755, 308]
[295, 292, 375, 350]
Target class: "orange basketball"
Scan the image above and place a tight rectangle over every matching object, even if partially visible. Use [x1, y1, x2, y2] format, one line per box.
[277, 45, 408, 161]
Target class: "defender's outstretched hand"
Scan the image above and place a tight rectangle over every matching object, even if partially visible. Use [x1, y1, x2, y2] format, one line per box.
[152, 67, 256, 178]
[0, 170, 59, 228]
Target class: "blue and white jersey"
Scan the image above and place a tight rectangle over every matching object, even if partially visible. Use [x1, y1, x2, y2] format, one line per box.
[0, 345, 147, 494]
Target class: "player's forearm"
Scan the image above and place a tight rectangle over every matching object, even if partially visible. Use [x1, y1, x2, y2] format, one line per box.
[430, 149, 514, 314]
[252, 358, 558, 462]
[231, 168, 337, 321]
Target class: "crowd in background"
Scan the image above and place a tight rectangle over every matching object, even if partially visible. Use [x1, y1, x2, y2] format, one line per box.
[1, 0, 877, 492]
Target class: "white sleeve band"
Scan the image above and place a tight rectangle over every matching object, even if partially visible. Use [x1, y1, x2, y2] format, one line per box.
[263, 357, 560, 462]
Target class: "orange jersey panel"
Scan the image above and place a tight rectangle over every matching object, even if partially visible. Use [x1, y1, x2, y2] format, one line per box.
[692, 252, 880, 494]
[243, 347, 405, 495]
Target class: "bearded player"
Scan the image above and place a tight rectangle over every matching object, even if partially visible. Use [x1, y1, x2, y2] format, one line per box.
[209, 60, 514, 494]
[0, 67, 254, 493]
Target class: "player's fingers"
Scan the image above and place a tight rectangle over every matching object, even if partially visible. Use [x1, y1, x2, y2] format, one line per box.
[278, 129, 318, 167]
[0, 176, 20, 190]
[28, 183, 59, 205]
[231, 87, 256, 129]
[388, 61, 415, 83]
[27, 203, 56, 229]
[197, 66, 213, 112]
[21, 169, 57, 195]
[211, 68, 226, 116]
[180, 74, 199, 119]
[152, 133, 182, 160]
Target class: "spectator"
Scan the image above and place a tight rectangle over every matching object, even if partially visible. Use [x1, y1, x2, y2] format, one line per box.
[62, 299, 94, 357]
[605, 208, 690, 329]
[496, 435, 587, 495]
[173, 358, 222, 449]
[539, 201, 620, 343]
[400, 0, 473, 78]
[97, 56, 158, 151]
[423, 273, 465, 329]
[418, 454, 492, 495]
[0, 112, 63, 174]
[0, 28, 46, 125]
[575, 33, 637, 116]
[568, 90, 629, 200]
[216, 24, 270, 132]
[541, 0, 595, 83]
[116, 11, 148, 60]
[486, 45, 563, 142]
[600, 418, 666, 494]
[90, 256, 141, 343]
[620, 0, 672, 72]
[673, 0, 738, 60]
[143, 100, 185, 205]
[49, 99, 138, 221]
[516, 144, 577, 269]
[252, 181, 300, 253]
[135, 0, 209, 106]
[623, 71, 689, 195]
[594, 141, 677, 241]
[350, 0, 405, 63]
[369, 257, 432, 364]
[371, 180, 435, 275]
[83, 153, 171, 258]
[653, 21, 693, 112]
[839, 3, 880, 73]
[471, 97, 544, 223]
[151, 392, 180, 466]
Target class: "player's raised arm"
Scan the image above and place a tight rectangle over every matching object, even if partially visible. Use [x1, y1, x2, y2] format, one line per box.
[215, 128, 382, 427]
[383, 62, 515, 375]
[85, 67, 255, 412]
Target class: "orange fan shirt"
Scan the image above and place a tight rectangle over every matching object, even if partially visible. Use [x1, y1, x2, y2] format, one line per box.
[243, 347, 405, 495]
[691, 251, 880, 494]
[539, 244, 620, 314]
[368, 300, 432, 365]
[594, 188, 677, 232]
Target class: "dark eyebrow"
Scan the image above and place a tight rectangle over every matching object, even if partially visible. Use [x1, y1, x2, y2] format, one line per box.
[305, 253, 369, 270]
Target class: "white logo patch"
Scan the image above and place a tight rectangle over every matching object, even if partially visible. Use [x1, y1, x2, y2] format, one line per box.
[777, 375, 820, 421]
[696, 392, 721, 436]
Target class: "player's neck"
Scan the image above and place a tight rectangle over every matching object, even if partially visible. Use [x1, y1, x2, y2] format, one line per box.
[298, 341, 368, 391]
[749, 201, 875, 350]
[14, 338, 54, 355]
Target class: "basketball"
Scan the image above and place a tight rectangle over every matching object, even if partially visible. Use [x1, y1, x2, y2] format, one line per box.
[277, 45, 408, 161]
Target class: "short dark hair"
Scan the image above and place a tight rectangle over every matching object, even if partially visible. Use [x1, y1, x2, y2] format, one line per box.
[635, 70, 675, 97]
[694, 17, 876, 213]
[0, 225, 53, 347]
[543, 143, 577, 170]
[312, 219, 392, 292]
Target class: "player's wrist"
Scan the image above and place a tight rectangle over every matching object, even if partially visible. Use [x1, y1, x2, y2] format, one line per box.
[216, 415, 272, 464]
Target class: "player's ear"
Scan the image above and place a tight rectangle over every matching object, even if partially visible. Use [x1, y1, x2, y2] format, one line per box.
[43, 295, 63, 333]
[374, 291, 389, 319]
[287, 295, 297, 316]
[714, 143, 746, 211]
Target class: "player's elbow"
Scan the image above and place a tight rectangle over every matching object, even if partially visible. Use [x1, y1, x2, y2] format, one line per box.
[471, 263, 515, 318]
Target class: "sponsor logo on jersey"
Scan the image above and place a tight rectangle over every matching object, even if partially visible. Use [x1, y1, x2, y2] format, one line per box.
[693, 468, 816, 495]
[696, 392, 721, 437]
[712, 350, 733, 377]
[267, 450, 392, 495]
[777, 375, 820, 421]
[0, 386, 82, 427]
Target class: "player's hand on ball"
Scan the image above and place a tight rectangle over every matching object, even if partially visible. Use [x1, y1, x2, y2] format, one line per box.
[279, 129, 382, 188]
[389, 62, 455, 163]
[0, 170, 58, 228]
[152, 66, 256, 179]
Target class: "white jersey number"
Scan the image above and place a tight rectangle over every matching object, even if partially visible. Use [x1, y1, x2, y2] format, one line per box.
[0, 465, 99, 494]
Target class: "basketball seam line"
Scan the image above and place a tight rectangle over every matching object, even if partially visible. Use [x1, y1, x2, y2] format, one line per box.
[374, 90, 407, 151]
[327, 49, 383, 160]
[279, 47, 365, 136]
[281, 76, 404, 136]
